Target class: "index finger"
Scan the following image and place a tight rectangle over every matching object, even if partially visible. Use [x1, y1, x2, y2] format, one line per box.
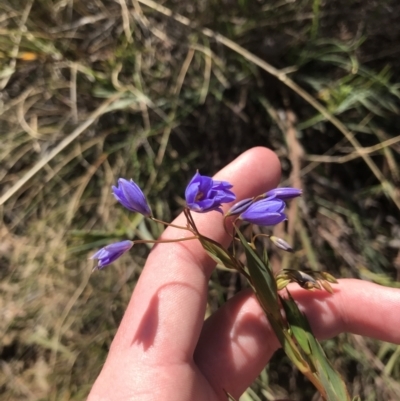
[113, 147, 282, 358]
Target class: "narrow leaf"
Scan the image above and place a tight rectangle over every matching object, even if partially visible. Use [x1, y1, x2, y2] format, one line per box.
[281, 295, 313, 357]
[283, 292, 351, 401]
[199, 235, 239, 271]
[235, 228, 279, 315]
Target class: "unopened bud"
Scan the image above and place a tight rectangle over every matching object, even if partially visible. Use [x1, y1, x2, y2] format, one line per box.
[225, 197, 254, 216]
[265, 187, 302, 200]
[270, 236, 294, 253]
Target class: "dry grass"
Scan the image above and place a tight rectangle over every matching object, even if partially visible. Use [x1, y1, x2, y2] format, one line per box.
[1, 0, 400, 399]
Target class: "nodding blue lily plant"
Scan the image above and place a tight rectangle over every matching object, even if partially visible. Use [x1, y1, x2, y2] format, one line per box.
[91, 172, 302, 270]
[90, 171, 350, 400]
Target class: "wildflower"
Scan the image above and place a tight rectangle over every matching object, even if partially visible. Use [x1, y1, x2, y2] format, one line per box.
[185, 172, 236, 213]
[265, 187, 302, 200]
[239, 197, 286, 226]
[227, 188, 301, 217]
[112, 178, 152, 216]
[225, 197, 254, 216]
[91, 240, 134, 270]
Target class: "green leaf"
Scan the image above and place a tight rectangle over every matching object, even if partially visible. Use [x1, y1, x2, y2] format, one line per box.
[236, 229, 304, 364]
[313, 344, 351, 401]
[235, 228, 279, 315]
[235, 228, 352, 397]
[235, 229, 310, 372]
[281, 295, 313, 358]
[273, 321, 311, 374]
[282, 293, 351, 401]
[198, 235, 239, 271]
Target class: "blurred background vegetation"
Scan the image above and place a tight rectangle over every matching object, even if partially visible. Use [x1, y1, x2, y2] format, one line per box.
[1, 0, 400, 399]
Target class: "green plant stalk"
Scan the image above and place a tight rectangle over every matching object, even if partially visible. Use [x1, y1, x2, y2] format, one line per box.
[235, 227, 351, 401]
[198, 228, 327, 395]
[311, 0, 321, 40]
[238, 241, 327, 397]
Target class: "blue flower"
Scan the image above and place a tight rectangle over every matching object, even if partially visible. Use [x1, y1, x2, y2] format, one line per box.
[185, 172, 236, 213]
[226, 197, 254, 216]
[112, 178, 152, 216]
[91, 240, 134, 270]
[239, 197, 286, 226]
[265, 187, 302, 200]
[226, 188, 301, 217]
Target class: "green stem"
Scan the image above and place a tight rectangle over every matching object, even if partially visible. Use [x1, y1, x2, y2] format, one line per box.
[134, 236, 199, 245]
[150, 216, 194, 232]
[184, 208, 199, 233]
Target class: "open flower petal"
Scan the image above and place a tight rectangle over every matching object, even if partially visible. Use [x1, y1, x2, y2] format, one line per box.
[185, 172, 236, 213]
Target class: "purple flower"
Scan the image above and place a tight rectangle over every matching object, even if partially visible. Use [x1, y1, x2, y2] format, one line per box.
[185, 172, 236, 213]
[239, 197, 287, 226]
[226, 188, 302, 217]
[265, 187, 302, 200]
[226, 197, 254, 216]
[91, 240, 134, 270]
[112, 178, 152, 216]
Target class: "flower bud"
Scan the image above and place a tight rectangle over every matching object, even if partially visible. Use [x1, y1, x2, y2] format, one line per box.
[270, 236, 294, 252]
[225, 197, 254, 216]
[239, 197, 286, 226]
[91, 240, 134, 270]
[265, 187, 302, 200]
[112, 178, 152, 216]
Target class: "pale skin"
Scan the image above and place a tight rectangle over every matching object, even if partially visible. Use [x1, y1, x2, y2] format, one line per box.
[88, 147, 400, 401]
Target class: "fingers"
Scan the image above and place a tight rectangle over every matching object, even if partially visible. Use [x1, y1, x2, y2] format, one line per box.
[111, 147, 282, 358]
[194, 279, 400, 399]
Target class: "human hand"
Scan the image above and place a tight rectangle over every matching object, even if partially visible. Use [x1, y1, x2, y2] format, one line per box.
[87, 147, 400, 401]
